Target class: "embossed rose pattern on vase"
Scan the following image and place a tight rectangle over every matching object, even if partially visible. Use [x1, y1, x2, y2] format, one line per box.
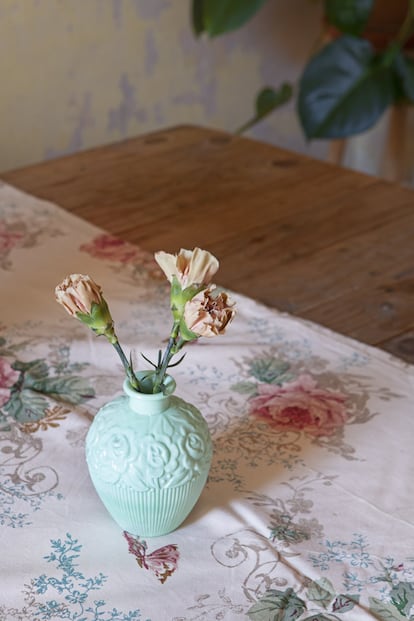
[85, 382, 213, 537]
[86, 395, 212, 492]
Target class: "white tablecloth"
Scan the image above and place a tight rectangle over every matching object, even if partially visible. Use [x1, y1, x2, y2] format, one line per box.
[1, 182, 413, 621]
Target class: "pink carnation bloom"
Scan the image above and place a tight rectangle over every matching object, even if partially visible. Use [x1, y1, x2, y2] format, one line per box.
[249, 374, 349, 437]
[0, 357, 20, 408]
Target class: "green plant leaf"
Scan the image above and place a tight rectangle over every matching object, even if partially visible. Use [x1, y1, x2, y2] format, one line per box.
[324, 0, 374, 35]
[179, 317, 199, 343]
[298, 35, 396, 139]
[192, 0, 205, 36]
[256, 85, 293, 117]
[306, 578, 336, 609]
[394, 52, 414, 101]
[247, 588, 306, 621]
[237, 84, 293, 133]
[197, 0, 269, 37]
[368, 597, 407, 621]
[30, 376, 95, 405]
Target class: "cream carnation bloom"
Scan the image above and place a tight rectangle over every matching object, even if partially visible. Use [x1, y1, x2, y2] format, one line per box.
[155, 248, 219, 288]
[183, 286, 236, 338]
[55, 273, 103, 317]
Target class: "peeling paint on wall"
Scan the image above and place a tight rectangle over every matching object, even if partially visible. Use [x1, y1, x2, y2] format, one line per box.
[0, 0, 328, 172]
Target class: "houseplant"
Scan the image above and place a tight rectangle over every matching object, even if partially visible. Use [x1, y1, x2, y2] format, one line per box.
[192, 0, 414, 139]
[55, 247, 236, 536]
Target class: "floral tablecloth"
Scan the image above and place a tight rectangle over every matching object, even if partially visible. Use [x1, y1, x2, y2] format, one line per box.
[1, 181, 414, 621]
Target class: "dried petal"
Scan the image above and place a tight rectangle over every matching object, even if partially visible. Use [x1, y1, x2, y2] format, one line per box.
[155, 248, 219, 288]
[55, 274, 103, 317]
[183, 286, 236, 338]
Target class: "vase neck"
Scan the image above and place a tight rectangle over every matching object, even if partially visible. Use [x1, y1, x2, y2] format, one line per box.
[122, 373, 176, 416]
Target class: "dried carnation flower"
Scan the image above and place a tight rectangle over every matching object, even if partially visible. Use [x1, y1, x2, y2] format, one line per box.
[155, 247, 219, 289]
[183, 286, 236, 338]
[55, 248, 235, 394]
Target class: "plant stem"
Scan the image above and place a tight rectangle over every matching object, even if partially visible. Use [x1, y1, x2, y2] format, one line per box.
[111, 339, 141, 391]
[395, 4, 414, 49]
[152, 321, 180, 393]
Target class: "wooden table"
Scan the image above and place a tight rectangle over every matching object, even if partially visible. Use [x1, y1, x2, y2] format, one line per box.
[3, 125, 414, 362]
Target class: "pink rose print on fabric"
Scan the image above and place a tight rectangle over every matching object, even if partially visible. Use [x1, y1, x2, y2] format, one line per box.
[80, 234, 142, 264]
[80, 234, 162, 276]
[249, 374, 349, 437]
[0, 357, 19, 407]
[80, 234, 164, 279]
[0, 224, 24, 254]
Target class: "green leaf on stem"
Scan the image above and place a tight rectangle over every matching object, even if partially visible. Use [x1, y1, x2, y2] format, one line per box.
[179, 318, 199, 343]
[76, 300, 115, 341]
[236, 84, 293, 134]
[192, 0, 268, 37]
[324, 0, 374, 36]
[298, 35, 396, 139]
[141, 352, 157, 368]
[192, 0, 205, 36]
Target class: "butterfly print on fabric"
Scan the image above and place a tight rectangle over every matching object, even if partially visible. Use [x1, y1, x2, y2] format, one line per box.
[123, 531, 179, 584]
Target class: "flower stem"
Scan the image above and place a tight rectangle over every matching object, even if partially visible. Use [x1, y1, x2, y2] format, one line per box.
[111, 339, 141, 391]
[152, 321, 180, 393]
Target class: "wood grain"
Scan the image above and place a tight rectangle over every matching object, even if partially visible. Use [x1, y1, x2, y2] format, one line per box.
[3, 125, 414, 362]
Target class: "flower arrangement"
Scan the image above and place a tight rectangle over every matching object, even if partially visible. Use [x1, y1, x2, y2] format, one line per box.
[55, 247, 236, 394]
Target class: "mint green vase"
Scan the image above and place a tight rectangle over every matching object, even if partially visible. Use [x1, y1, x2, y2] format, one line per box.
[85, 373, 213, 537]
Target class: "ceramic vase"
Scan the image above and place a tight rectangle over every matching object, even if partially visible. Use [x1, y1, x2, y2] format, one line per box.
[85, 372, 213, 537]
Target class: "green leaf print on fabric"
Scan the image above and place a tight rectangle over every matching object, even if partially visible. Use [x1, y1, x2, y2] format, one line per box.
[231, 380, 258, 395]
[306, 578, 336, 609]
[5, 388, 49, 422]
[248, 357, 291, 384]
[368, 597, 408, 621]
[247, 588, 306, 621]
[13, 358, 49, 380]
[390, 582, 414, 617]
[331, 594, 359, 613]
[0, 341, 95, 427]
[29, 374, 95, 404]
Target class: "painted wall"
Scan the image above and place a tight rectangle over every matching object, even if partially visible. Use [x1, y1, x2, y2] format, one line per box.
[0, 0, 329, 172]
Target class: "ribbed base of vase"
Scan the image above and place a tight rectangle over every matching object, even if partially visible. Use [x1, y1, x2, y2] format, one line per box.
[90, 474, 209, 537]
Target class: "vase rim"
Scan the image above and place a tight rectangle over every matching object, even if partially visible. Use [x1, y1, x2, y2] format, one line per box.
[123, 371, 176, 400]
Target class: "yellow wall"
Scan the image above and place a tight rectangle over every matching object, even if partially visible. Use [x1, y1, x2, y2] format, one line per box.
[0, 0, 327, 172]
